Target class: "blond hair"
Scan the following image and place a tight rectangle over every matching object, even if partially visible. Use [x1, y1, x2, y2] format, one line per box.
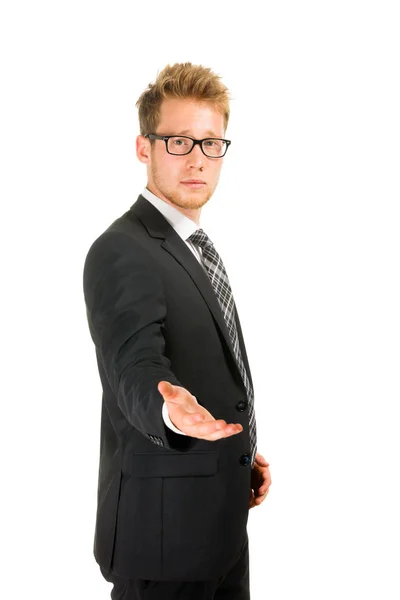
[136, 62, 230, 136]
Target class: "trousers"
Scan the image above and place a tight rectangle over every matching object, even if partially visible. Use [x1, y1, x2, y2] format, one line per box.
[100, 533, 250, 599]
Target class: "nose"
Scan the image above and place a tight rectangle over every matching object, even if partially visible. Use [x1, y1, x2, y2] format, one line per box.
[186, 142, 205, 169]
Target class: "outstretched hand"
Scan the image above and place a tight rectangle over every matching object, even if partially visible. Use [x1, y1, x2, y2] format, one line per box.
[158, 381, 243, 441]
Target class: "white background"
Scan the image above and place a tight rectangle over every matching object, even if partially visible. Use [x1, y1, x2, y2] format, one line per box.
[1, 1, 399, 598]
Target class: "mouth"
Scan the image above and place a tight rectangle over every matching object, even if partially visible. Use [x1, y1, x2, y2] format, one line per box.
[181, 180, 206, 189]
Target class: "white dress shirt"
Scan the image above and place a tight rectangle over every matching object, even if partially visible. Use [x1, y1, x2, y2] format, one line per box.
[140, 187, 204, 436]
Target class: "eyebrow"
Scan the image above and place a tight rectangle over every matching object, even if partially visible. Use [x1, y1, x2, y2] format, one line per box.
[176, 129, 221, 138]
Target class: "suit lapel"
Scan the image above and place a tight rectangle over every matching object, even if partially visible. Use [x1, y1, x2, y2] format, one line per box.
[131, 195, 250, 386]
[162, 235, 239, 364]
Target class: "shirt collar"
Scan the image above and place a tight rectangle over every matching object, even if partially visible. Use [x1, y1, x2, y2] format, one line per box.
[141, 187, 200, 241]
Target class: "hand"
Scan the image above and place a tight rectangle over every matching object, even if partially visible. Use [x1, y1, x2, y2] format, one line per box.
[158, 381, 243, 441]
[249, 452, 271, 509]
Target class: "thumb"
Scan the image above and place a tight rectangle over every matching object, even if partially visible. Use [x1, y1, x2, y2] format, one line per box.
[158, 381, 176, 401]
[255, 453, 270, 467]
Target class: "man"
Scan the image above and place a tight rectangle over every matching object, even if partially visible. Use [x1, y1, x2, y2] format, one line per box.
[83, 62, 271, 600]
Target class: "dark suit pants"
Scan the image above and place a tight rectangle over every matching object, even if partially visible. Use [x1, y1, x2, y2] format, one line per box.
[100, 534, 250, 599]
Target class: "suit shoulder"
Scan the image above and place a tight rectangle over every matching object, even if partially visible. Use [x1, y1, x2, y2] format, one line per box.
[83, 209, 149, 262]
[82, 210, 158, 288]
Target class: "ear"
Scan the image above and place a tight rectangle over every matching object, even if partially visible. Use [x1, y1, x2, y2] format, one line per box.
[136, 134, 151, 164]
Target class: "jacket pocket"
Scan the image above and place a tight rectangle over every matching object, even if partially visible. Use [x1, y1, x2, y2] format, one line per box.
[128, 451, 218, 478]
[113, 450, 223, 579]
[160, 452, 226, 579]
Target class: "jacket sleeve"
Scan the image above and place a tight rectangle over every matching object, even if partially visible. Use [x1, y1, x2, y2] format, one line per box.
[83, 229, 196, 451]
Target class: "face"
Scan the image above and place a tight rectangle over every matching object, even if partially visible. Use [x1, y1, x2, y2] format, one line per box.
[136, 97, 226, 222]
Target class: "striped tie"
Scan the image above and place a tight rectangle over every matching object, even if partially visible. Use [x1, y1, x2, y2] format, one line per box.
[188, 229, 257, 466]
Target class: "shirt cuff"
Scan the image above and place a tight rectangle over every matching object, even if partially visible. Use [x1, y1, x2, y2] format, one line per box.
[162, 401, 187, 435]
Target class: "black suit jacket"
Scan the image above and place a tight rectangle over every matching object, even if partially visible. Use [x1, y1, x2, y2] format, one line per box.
[83, 195, 255, 581]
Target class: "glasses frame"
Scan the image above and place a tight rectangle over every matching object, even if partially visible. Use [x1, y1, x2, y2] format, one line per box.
[144, 133, 231, 158]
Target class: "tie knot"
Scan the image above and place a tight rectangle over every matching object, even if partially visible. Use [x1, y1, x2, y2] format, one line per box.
[188, 228, 213, 249]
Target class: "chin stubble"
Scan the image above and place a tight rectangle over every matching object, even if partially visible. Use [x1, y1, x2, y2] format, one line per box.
[167, 190, 211, 210]
[151, 162, 213, 210]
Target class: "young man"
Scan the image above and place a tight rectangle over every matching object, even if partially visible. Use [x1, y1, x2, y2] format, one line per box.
[83, 62, 271, 600]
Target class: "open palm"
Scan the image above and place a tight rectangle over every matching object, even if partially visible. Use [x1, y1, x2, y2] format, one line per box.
[158, 381, 243, 441]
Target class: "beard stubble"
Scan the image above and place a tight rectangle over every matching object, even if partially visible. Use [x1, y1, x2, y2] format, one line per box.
[151, 163, 213, 211]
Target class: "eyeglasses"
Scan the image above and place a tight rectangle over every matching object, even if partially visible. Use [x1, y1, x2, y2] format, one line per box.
[144, 134, 231, 158]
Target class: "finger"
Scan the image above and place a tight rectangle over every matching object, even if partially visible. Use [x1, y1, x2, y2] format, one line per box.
[262, 473, 272, 488]
[259, 472, 272, 490]
[253, 490, 268, 504]
[199, 423, 243, 441]
[186, 420, 242, 440]
[255, 453, 270, 467]
[207, 421, 242, 436]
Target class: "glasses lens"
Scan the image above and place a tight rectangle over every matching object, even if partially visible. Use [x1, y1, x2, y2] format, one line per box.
[202, 139, 227, 157]
[167, 137, 194, 155]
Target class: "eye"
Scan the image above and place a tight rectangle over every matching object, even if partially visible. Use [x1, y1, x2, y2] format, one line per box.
[204, 139, 223, 149]
[171, 137, 190, 146]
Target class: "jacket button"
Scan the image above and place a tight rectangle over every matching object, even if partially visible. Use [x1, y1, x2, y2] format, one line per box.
[236, 400, 248, 412]
[239, 453, 251, 466]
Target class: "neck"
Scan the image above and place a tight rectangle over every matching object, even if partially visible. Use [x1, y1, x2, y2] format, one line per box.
[146, 185, 202, 225]
[180, 207, 201, 225]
